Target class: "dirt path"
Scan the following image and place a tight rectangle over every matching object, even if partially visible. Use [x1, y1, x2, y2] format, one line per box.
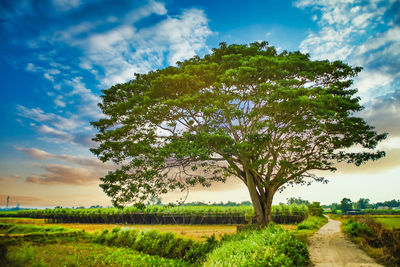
[308, 217, 383, 267]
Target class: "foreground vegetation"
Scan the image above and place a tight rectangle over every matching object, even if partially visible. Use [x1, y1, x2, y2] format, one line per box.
[341, 216, 400, 266]
[0, 218, 313, 266]
[205, 224, 309, 266]
[3, 240, 189, 266]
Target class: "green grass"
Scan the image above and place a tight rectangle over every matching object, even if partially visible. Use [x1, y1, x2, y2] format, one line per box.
[293, 216, 328, 242]
[374, 217, 400, 229]
[0, 223, 75, 235]
[4, 241, 190, 267]
[204, 224, 309, 267]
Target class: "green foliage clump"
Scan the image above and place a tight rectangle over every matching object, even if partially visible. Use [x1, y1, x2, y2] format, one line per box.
[204, 224, 309, 267]
[92, 227, 218, 263]
[342, 218, 373, 237]
[308, 202, 324, 217]
[297, 216, 328, 230]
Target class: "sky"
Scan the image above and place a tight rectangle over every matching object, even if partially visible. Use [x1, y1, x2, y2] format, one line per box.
[0, 0, 399, 208]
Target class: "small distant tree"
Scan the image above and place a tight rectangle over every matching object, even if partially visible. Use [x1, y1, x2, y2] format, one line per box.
[355, 198, 370, 210]
[91, 42, 386, 226]
[287, 197, 310, 206]
[340, 198, 353, 213]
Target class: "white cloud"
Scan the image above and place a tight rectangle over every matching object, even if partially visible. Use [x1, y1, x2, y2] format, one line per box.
[52, 0, 81, 12]
[296, 0, 399, 99]
[356, 26, 400, 55]
[52, 4, 211, 87]
[16, 105, 83, 130]
[15, 1, 212, 152]
[37, 125, 73, 141]
[43, 72, 55, 82]
[26, 63, 39, 72]
[54, 95, 66, 108]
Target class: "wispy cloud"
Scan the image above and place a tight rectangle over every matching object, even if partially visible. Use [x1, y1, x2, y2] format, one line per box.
[26, 164, 99, 185]
[16, 147, 114, 169]
[0, 177, 12, 183]
[16, 147, 114, 186]
[361, 89, 400, 137]
[52, 0, 82, 12]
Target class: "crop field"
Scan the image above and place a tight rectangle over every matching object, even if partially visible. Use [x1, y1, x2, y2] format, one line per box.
[373, 215, 400, 229]
[0, 204, 308, 225]
[0, 218, 236, 241]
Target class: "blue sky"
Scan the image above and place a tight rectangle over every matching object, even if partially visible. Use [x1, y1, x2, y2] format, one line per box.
[1, 0, 399, 207]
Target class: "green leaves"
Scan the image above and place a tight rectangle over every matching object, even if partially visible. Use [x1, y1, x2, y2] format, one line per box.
[91, 41, 386, 209]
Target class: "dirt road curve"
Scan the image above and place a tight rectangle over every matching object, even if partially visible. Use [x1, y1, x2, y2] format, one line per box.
[308, 217, 383, 267]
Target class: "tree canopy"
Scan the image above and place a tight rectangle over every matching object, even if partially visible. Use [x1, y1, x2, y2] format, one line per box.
[91, 42, 386, 226]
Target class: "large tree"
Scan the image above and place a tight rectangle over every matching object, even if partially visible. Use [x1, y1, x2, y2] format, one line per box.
[91, 42, 386, 226]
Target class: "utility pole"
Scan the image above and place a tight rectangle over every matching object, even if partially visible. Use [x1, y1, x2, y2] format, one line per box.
[6, 196, 9, 209]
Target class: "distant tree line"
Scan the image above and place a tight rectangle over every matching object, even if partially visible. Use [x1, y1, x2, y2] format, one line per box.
[324, 198, 400, 213]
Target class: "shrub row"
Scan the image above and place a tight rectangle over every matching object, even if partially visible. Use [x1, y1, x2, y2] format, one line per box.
[91, 227, 218, 264]
[0, 204, 308, 225]
[343, 217, 400, 266]
[204, 224, 309, 267]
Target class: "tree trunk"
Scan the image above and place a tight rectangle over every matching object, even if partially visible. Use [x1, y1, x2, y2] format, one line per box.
[245, 170, 266, 226]
[245, 169, 275, 227]
[264, 188, 274, 224]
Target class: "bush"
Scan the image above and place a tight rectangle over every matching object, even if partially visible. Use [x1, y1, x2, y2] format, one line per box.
[342, 218, 373, 237]
[297, 216, 328, 230]
[308, 202, 324, 217]
[204, 224, 309, 267]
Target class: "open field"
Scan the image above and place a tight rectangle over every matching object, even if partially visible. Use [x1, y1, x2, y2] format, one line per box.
[0, 218, 236, 241]
[329, 214, 400, 230]
[373, 216, 400, 229]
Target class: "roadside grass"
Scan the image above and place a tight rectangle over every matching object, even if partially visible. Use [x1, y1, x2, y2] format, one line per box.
[204, 224, 309, 267]
[0, 218, 235, 242]
[292, 216, 328, 242]
[341, 216, 400, 266]
[4, 241, 190, 267]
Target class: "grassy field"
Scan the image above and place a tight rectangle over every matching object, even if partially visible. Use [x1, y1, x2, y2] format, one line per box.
[373, 215, 400, 229]
[4, 241, 190, 266]
[0, 218, 314, 266]
[329, 214, 400, 230]
[0, 218, 236, 241]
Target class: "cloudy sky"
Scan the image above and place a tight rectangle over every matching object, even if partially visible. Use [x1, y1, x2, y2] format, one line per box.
[1, 0, 399, 207]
